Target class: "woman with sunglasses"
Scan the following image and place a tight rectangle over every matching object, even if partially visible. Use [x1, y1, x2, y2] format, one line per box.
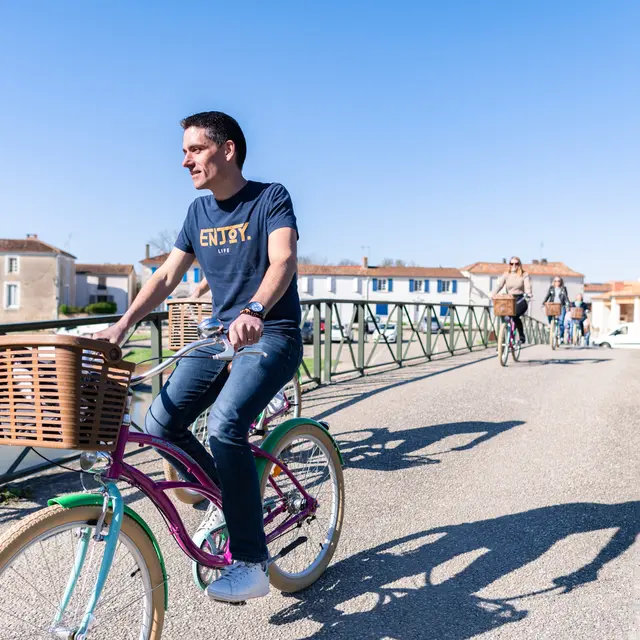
[491, 257, 532, 344]
[542, 276, 570, 343]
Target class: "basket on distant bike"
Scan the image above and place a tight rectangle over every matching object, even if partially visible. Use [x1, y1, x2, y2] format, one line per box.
[0, 335, 134, 451]
[570, 307, 585, 320]
[167, 299, 213, 351]
[493, 295, 516, 317]
[545, 302, 562, 317]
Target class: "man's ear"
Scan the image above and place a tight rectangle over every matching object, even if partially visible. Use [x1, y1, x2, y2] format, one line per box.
[224, 140, 236, 163]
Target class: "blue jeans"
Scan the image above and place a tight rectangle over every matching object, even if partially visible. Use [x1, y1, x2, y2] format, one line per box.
[144, 327, 303, 563]
[548, 308, 566, 340]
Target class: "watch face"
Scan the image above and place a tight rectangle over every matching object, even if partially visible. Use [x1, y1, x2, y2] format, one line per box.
[248, 301, 265, 313]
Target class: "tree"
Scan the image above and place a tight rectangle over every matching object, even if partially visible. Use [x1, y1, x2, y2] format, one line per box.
[149, 229, 179, 255]
[338, 259, 359, 266]
[298, 254, 328, 265]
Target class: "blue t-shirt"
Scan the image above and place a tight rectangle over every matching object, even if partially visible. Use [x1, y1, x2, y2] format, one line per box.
[175, 181, 301, 330]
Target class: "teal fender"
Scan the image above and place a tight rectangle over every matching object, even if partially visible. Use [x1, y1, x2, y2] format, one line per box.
[48, 493, 168, 610]
[255, 418, 343, 479]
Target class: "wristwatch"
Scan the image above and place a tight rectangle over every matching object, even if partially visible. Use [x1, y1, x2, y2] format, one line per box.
[240, 301, 265, 320]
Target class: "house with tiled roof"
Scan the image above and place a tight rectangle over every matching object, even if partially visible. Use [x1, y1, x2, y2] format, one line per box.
[462, 259, 585, 323]
[76, 263, 137, 313]
[590, 280, 640, 335]
[0, 234, 77, 323]
[298, 258, 470, 324]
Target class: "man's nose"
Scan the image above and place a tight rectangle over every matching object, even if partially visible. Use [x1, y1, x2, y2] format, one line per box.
[182, 153, 194, 168]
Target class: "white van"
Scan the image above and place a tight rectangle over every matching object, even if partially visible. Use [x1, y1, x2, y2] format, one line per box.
[593, 323, 640, 349]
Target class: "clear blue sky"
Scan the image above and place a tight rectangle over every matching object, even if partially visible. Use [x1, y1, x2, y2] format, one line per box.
[0, 1, 638, 282]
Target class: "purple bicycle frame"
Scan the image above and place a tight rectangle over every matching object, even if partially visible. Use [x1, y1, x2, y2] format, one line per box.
[101, 423, 317, 569]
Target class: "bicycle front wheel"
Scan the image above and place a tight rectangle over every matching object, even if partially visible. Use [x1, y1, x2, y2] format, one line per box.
[0, 505, 165, 639]
[260, 423, 344, 593]
[550, 320, 556, 350]
[497, 322, 509, 367]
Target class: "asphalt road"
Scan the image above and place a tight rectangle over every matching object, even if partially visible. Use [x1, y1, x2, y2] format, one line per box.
[1, 345, 638, 639]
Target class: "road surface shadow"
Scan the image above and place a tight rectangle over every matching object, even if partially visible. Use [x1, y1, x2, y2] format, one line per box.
[521, 358, 610, 367]
[337, 420, 524, 470]
[271, 501, 639, 639]
[313, 354, 496, 421]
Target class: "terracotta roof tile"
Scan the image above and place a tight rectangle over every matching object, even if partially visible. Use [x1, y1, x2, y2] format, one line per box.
[584, 283, 612, 293]
[592, 281, 640, 299]
[76, 263, 135, 275]
[462, 261, 583, 278]
[0, 237, 76, 259]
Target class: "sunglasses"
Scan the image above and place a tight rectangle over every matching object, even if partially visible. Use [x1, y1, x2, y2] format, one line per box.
[510, 262, 520, 266]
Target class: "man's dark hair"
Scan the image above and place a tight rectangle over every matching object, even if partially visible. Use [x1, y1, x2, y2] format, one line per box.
[181, 111, 247, 169]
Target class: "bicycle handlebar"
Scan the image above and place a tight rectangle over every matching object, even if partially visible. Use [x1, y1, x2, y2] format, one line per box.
[129, 334, 267, 387]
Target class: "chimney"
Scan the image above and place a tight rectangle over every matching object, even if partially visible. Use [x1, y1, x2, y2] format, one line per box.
[532, 259, 539, 264]
[145, 243, 150, 259]
[26, 233, 38, 239]
[362, 256, 368, 269]
[612, 281, 626, 292]
[541, 258, 548, 264]
[502, 258, 507, 264]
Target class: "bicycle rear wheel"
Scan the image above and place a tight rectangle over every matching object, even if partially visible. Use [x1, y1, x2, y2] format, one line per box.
[265, 375, 302, 426]
[550, 320, 557, 350]
[0, 505, 165, 639]
[260, 423, 344, 593]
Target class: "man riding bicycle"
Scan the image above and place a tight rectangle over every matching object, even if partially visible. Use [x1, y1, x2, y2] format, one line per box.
[95, 111, 302, 603]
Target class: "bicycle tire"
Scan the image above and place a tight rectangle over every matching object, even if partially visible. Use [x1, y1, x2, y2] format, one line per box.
[0, 504, 165, 639]
[497, 323, 509, 367]
[260, 422, 344, 593]
[550, 319, 556, 350]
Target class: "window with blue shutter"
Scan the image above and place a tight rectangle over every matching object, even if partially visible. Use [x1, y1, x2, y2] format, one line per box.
[425, 280, 430, 293]
[440, 302, 450, 317]
[409, 279, 414, 292]
[437, 280, 443, 293]
[151, 267, 157, 274]
[452, 280, 458, 294]
[372, 279, 378, 292]
[182, 273, 188, 283]
[388, 278, 393, 292]
[194, 268, 201, 283]
[376, 303, 388, 316]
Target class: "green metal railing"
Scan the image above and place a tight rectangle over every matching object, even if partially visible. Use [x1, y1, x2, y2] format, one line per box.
[0, 300, 548, 483]
[298, 299, 549, 384]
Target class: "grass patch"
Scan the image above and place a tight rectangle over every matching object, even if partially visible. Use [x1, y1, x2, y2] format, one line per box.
[0, 486, 33, 503]
[124, 347, 175, 364]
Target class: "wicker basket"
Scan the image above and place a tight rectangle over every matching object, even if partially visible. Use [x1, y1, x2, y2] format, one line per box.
[493, 295, 517, 317]
[167, 299, 213, 350]
[0, 335, 134, 451]
[545, 302, 562, 317]
[571, 307, 585, 320]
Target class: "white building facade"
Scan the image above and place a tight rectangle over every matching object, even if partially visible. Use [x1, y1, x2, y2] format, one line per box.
[140, 253, 206, 310]
[298, 262, 470, 327]
[463, 260, 584, 324]
[76, 264, 137, 313]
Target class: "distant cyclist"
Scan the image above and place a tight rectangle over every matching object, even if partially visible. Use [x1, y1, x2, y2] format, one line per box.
[491, 256, 532, 344]
[542, 276, 570, 343]
[570, 293, 588, 341]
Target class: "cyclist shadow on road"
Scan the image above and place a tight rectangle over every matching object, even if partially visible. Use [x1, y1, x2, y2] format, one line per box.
[520, 358, 611, 367]
[270, 501, 639, 639]
[337, 420, 524, 471]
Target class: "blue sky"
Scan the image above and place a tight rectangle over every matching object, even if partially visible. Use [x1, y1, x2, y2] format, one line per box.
[0, 0, 637, 281]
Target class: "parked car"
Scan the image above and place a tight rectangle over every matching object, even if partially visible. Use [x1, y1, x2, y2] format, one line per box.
[330, 323, 353, 342]
[373, 323, 398, 344]
[301, 321, 313, 344]
[592, 323, 640, 349]
[418, 317, 446, 334]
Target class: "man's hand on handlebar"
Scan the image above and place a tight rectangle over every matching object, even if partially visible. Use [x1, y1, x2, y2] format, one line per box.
[93, 321, 127, 345]
[228, 314, 263, 350]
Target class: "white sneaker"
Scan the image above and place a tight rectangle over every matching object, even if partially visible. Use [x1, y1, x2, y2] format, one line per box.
[206, 561, 270, 603]
[196, 503, 225, 538]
